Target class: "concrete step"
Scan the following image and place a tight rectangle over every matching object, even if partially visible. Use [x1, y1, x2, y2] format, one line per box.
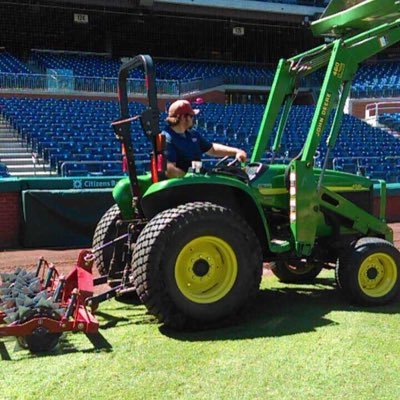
[0, 152, 33, 158]
[2, 158, 35, 166]
[0, 131, 16, 135]
[0, 148, 31, 154]
[3, 159, 47, 166]
[0, 153, 32, 161]
[0, 142, 28, 148]
[0, 140, 26, 146]
[0, 135, 18, 140]
[9, 170, 53, 177]
[0, 137, 20, 141]
[6, 164, 42, 172]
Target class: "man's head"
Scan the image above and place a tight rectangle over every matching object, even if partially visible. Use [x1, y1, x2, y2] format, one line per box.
[166, 99, 200, 130]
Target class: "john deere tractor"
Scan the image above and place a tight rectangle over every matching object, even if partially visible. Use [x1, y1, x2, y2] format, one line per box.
[93, 0, 400, 329]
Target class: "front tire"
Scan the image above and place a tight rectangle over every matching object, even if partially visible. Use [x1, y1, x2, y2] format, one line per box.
[336, 237, 400, 306]
[131, 202, 263, 329]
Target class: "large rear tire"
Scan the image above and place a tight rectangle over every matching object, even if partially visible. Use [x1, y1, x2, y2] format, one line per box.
[336, 237, 400, 306]
[92, 204, 122, 276]
[270, 261, 323, 283]
[131, 202, 263, 329]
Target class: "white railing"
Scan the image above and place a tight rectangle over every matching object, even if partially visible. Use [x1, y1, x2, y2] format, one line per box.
[0, 73, 180, 96]
[365, 101, 400, 127]
[365, 101, 400, 119]
[60, 160, 124, 177]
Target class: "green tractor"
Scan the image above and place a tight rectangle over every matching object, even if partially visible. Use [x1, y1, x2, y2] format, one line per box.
[93, 0, 400, 329]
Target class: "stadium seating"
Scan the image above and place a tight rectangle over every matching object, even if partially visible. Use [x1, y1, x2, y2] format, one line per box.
[27, 53, 400, 96]
[29, 52, 275, 86]
[352, 63, 400, 98]
[2, 50, 400, 97]
[379, 113, 400, 131]
[0, 51, 31, 74]
[0, 98, 135, 176]
[1, 97, 400, 180]
[31, 52, 122, 78]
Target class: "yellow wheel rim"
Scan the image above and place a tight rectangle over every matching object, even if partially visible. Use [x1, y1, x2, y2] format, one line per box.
[358, 253, 398, 297]
[175, 236, 238, 304]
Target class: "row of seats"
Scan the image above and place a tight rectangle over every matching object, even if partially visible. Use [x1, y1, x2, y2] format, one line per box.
[352, 63, 400, 98]
[1, 98, 399, 179]
[0, 51, 31, 74]
[30, 52, 275, 86]
[3, 50, 400, 95]
[378, 113, 400, 131]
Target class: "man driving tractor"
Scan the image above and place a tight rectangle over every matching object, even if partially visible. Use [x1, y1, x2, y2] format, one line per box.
[162, 99, 247, 178]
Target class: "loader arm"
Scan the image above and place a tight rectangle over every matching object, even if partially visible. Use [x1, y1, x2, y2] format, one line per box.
[251, 0, 400, 255]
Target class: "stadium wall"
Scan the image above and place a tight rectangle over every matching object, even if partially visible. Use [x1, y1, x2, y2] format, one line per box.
[1, 178, 399, 250]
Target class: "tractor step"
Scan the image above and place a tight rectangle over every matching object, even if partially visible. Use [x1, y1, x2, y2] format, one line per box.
[270, 239, 291, 253]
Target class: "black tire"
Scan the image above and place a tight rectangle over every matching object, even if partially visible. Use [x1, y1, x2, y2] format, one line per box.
[270, 261, 323, 283]
[131, 202, 263, 329]
[92, 204, 122, 276]
[336, 237, 400, 306]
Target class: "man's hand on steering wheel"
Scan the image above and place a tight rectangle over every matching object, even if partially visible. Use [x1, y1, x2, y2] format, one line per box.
[235, 149, 247, 163]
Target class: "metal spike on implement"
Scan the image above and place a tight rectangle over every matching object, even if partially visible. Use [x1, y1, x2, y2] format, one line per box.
[4, 312, 19, 324]
[1, 298, 16, 310]
[0, 273, 16, 283]
[15, 295, 35, 308]
[28, 278, 41, 293]
[36, 297, 53, 309]
[17, 306, 31, 318]
[15, 276, 29, 286]
[32, 291, 47, 303]
[0, 288, 12, 296]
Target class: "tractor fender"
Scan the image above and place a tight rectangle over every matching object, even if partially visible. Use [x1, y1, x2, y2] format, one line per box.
[112, 175, 153, 219]
[140, 177, 273, 258]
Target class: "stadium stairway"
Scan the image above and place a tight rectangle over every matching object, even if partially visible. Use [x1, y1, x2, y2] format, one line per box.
[0, 117, 51, 176]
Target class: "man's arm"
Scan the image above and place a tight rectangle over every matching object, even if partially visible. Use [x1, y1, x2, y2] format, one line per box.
[166, 162, 186, 178]
[206, 143, 247, 162]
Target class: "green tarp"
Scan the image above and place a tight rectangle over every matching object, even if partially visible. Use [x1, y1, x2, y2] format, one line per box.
[22, 189, 114, 248]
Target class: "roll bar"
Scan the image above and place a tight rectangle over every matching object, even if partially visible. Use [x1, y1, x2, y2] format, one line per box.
[112, 54, 161, 213]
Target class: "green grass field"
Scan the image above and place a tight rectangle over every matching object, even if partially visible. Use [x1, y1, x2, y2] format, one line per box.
[1, 271, 400, 400]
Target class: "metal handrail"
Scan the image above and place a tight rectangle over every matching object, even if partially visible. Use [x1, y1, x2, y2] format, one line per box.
[60, 160, 124, 177]
[0, 72, 180, 95]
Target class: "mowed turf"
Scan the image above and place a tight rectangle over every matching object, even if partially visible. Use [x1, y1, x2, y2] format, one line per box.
[1, 271, 400, 400]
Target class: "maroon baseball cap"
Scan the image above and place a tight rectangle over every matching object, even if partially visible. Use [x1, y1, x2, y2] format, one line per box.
[168, 100, 200, 117]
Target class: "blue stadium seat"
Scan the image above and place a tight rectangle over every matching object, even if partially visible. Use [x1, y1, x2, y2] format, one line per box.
[0, 51, 31, 73]
[1, 97, 399, 180]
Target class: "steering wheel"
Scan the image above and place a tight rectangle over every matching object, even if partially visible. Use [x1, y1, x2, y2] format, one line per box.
[215, 156, 240, 167]
[210, 156, 248, 183]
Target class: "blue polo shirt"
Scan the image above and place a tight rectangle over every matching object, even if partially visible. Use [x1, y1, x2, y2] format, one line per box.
[162, 126, 213, 172]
